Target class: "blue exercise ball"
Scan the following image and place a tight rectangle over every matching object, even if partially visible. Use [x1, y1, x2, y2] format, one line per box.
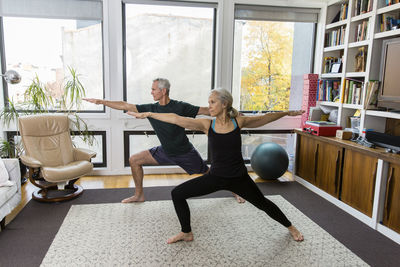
[250, 142, 289, 180]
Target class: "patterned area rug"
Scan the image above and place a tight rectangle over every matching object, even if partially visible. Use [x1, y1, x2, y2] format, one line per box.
[41, 196, 367, 266]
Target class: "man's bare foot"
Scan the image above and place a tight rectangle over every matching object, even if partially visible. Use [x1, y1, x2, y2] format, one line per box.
[233, 193, 245, 203]
[121, 194, 145, 203]
[288, 225, 304, 242]
[167, 232, 194, 244]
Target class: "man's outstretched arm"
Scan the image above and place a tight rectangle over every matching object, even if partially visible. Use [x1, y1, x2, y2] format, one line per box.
[83, 98, 138, 112]
[197, 106, 210, 116]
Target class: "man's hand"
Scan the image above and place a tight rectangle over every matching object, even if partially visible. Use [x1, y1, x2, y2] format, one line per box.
[83, 98, 104, 105]
[288, 110, 305, 116]
[127, 111, 151, 119]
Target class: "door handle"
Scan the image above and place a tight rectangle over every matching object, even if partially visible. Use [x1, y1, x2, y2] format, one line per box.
[334, 149, 341, 195]
[371, 161, 378, 205]
[314, 143, 319, 183]
[384, 167, 394, 221]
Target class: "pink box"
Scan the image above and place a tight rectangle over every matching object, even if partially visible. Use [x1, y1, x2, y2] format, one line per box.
[303, 74, 319, 80]
[303, 84, 318, 90]
[303, 80, 318, 87]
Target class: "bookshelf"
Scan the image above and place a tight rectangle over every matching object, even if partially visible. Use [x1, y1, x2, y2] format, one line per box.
[317, 0, 400, 134]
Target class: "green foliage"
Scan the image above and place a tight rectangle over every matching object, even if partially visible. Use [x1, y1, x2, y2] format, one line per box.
[62, 66, 86, 110]
[240, 21, 293, 111]
[24, 74, 53, 112]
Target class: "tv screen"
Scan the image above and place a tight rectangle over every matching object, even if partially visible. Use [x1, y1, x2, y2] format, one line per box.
[378, 38, 400, 111]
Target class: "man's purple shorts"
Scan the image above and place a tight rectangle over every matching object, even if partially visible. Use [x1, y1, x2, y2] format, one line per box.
[149, 146, 209, 175]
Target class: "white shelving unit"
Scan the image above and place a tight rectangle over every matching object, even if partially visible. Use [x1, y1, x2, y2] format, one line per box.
[303, 0, 400, 245]
[317, 0, 400, 134]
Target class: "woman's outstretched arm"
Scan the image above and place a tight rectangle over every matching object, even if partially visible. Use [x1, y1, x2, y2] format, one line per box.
[237, 110, 304, 129]
[127, 111, 210, 133]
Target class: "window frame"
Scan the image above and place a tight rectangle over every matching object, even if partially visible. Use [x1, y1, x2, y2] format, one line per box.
[231, 4, 318, 113]
[0, 16, 106, 113]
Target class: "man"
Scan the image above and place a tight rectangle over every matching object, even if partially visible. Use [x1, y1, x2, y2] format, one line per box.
[84, 78, 244, 203]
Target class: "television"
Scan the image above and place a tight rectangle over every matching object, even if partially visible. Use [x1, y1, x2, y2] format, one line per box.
[378, 37, 400, 112]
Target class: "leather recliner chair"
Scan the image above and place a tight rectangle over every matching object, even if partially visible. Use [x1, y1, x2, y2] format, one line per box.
[19, 114, 96, 202]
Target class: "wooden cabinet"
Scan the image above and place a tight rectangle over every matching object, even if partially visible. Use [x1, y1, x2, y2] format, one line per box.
[341, 149, 378, 217]
[296, 135, 318, 185]
[315, 141, 343, 198]
[296, 134, 343, 198]
[382, 163, 400, 234]
[295, 130, 400, 243]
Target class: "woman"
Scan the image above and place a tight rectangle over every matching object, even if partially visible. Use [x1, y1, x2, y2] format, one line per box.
[128, 88, 304, 244]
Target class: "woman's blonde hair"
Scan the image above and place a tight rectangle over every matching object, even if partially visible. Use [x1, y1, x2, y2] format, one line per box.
[210, 88, 239, 118]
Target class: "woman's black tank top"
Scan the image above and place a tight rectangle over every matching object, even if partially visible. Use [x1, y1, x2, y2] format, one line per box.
[208, 118, 247, 177]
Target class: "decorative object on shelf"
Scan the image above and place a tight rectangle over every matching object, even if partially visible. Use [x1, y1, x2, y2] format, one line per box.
[355, 47, 367, 72]
[0, 70, 21, 84]
[330, 62, 342, 73]
[336, 129, 353, 140]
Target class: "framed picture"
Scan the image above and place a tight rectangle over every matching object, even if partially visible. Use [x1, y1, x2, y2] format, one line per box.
[330, 63, 341, 73]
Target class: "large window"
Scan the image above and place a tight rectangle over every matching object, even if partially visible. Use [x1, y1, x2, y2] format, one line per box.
[0, 0, 104, 111]
[123, 2, 216, 106]
[232, 5, 318, 112]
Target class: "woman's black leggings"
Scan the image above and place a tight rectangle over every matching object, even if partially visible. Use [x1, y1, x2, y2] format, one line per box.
[171, 172, 292, 233]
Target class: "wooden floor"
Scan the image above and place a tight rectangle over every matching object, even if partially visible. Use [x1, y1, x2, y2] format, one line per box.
[5, 171, 293, 226]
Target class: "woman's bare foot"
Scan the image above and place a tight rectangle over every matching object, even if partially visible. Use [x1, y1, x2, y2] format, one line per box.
[167, 232, 194, 244]
[233, 193, 245, 203]
[288, 225, 304, 242]
[121, 194, 145, 203]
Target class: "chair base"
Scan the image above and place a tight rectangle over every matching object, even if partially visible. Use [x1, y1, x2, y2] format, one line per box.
[32, 184, 83, 203]
[0, 217, 5, 231]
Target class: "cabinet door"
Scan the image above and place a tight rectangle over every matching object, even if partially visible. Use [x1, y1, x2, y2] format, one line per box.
[341, 150, 378, 217]
[382, 163, 400, 234]
[296, 135, 318, 185]
[316, 142, 343, 198]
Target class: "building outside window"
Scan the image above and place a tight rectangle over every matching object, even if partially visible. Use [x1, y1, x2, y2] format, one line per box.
[123, 2, 216, 106]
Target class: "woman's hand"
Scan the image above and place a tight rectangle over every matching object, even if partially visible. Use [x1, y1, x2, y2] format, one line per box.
[83, 98, 103, 105]
[127, 111, 151, 119]
[287, 110, 305, 116]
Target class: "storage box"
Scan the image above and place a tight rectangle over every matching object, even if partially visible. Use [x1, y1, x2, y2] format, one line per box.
[303, 121, 342, 136]
[303, 74, 319, 80]
[336, 130, 353, 140]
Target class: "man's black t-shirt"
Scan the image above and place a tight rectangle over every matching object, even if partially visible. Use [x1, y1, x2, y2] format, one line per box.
[136, 100, 199, 156]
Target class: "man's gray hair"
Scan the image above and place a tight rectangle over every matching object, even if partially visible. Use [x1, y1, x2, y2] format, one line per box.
[153, 78, 170, 95]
